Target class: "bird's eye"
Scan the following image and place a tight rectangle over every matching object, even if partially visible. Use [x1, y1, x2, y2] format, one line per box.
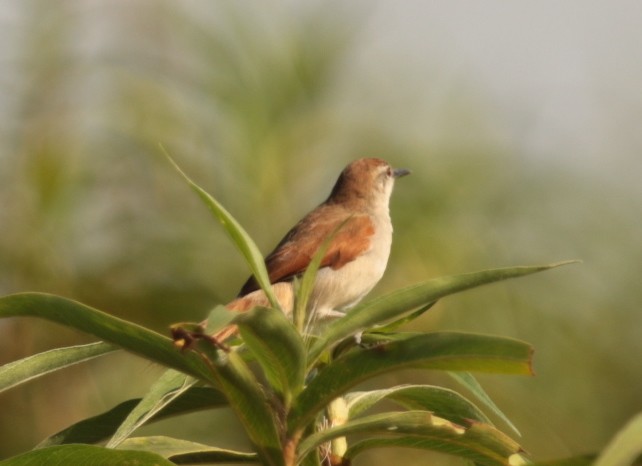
[386, 167, 393, 177]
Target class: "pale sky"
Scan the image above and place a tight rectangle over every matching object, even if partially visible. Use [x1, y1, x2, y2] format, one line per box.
[354, 1, 642, 181]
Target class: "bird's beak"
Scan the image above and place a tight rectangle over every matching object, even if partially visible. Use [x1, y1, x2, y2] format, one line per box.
[393, 168, 411, 178]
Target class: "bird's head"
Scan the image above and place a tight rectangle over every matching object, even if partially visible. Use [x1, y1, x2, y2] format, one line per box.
[328, 158, 410, 210]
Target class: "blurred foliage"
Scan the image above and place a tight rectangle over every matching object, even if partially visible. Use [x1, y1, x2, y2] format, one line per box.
[1, 0, 641, 463]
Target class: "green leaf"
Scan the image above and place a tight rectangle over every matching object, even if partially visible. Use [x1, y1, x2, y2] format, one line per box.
[0, 444, 175, 466]
[293, 241, 328, 335]
[202, 304, 239, 333]
[531, 455, 597, 466]
[300, 451, 322, 466]
[290, 332, 533, 432]
[163, 148, 279, 310]
[293, 218, 350, 334]
[373, 302, 437, 333]
[297, 411, 522, 466]
[345, 384, 492, 427]
[234, 306, 306, 403]
[0, 342, 117, 394]
[194, 344, 283, 466]
[117, 436, 258, 463]
[38, 387, 229, 447]
[0, 295, 281, 462]
[107, 370, 195, 448]
[308, 261, 575, 365]
[595, 411, 642, 466]
[450, 371, 521, 437]
[0, 293, 217, 384]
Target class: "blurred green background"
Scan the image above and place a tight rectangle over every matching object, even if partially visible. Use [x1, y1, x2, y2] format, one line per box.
[1, 1, 641, 463]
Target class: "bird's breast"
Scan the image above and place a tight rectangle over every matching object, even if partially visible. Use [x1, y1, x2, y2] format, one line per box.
[310, 213, 393, 318]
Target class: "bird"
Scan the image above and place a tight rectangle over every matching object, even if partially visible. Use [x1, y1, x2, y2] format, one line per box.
[215, 157, 409, 341]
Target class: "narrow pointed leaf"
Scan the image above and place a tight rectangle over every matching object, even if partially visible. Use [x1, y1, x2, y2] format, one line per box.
[308, 262, 575, 364]
[107, 370, 195, 448]
[594, 411, 642, 466]
[203, 304, 239, 333]
[38, 387, 229, 447]
[345, 436, 521, 466]
[0, 445, 174, 466]
[234, 306, 306, 401]
[290, 332, 533, 431]
[0, 293, 217, 384]
[163, 149, 279, 309]
[345, 384, 491, 426]
[297, 410, 522, 466]
[0, 342, 117, 394]
[299, 437, 323, 466]
[450, 371, 521, 437]
[0, 293, 213, 381]
[373, 302, 437, 333]
[293, 238, 330, 334]
[117, 436, 258, 463]
[0, 295, 281, 462]
[531, 456, 596, 466]
[293, 218, 349, 333]
[196, 345, 283, 466]
[172, 451, 258, 464]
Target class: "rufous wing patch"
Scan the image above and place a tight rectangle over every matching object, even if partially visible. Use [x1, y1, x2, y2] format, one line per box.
[238, 208, 374, 296]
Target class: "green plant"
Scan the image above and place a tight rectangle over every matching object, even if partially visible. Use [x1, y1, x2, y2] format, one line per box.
[0, 157, 574, 465]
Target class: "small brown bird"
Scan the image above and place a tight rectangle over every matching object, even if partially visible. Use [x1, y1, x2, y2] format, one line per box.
[217, 158, 409, 340]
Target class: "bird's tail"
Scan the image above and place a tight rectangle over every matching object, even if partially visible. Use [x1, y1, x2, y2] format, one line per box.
[212, 282, 295, 342]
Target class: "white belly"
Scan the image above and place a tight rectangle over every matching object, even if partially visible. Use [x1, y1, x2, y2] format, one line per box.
[309, 215, 392, 319]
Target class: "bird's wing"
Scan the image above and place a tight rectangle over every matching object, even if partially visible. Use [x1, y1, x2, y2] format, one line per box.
[238, 206, 375, 296]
